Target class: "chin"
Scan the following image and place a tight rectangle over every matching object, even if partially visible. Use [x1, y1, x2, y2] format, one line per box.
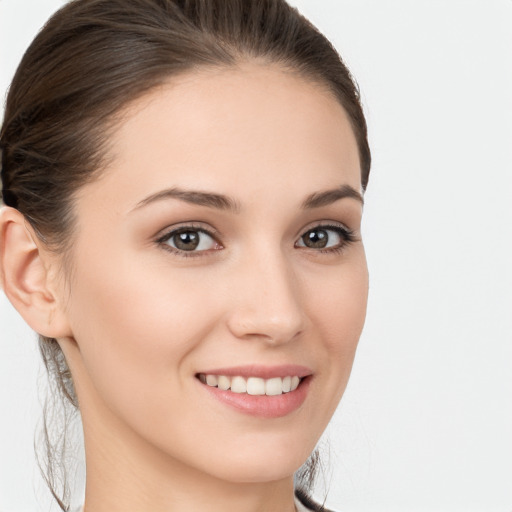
[197, 436, 314, 484]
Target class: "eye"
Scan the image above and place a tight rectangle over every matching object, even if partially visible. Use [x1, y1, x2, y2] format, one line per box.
[157, 226, 221, 255]
[295, 224, 356, 252]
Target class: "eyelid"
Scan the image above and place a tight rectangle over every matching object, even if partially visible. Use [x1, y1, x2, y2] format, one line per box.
[155, 222, 221, 241]
[296, 220, 356, 240]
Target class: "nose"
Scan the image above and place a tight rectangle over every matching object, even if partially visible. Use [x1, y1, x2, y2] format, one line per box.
[226, 248, 306, 345]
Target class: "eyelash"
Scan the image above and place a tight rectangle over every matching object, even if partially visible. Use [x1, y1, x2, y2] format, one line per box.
[155, 223, 357, 259]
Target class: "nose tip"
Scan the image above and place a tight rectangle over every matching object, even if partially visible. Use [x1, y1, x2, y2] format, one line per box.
[229, 310, 304, 345]
[226, 259, 306, 345]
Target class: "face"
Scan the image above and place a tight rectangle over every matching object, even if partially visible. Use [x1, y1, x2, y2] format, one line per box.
[59, 62, 368, 484]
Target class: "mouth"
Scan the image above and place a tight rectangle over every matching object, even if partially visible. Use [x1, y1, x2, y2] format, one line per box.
[196, 373, 303, 395]
[195, 366, 312, 418]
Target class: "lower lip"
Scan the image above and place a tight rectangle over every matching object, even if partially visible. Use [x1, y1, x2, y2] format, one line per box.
[198, 376, 311, 418]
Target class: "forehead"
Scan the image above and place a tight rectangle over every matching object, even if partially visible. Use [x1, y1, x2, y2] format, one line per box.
[78, 61, 361, 211]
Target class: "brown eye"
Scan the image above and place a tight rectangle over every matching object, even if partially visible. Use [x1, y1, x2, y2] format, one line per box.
[162, 228, 217, 252]
[301, 229, 330, 249]
[173, 230, 200, 250]
[296, 225, 354, 252]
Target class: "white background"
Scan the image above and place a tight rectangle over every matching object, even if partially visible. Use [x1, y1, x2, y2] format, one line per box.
[1, 1, 511, 511]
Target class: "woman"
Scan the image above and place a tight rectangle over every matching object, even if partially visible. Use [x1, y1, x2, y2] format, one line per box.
[0, 1, 371, 511]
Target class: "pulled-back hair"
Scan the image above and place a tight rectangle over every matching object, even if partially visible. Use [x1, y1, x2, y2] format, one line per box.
[0, 1, 370, 509]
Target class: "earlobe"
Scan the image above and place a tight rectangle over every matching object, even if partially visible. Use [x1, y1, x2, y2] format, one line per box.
[0, 206, 72, 338]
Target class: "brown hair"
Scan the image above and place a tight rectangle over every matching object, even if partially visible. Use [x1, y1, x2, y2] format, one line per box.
[0, 0, 371, 509]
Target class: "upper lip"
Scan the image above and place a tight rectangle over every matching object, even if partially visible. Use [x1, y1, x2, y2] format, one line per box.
[196, 364, 313, 379]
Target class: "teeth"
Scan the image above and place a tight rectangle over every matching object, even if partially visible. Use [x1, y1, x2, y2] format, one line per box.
[247, 377, 265, 395]
[265, 377, 283, 396]
[199, 374, 304, 395]
[206, 374, 218, 386]
[217, 375, 231, 390]
[231, 376, 247, 393]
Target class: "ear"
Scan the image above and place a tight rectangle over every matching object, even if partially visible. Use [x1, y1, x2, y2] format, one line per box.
[0, 206, 72, 338]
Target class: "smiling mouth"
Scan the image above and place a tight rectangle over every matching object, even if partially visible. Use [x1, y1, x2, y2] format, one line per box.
[196, 373, 303, 396]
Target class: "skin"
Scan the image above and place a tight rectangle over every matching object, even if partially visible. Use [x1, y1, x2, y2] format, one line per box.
[0, 62, 368, 512]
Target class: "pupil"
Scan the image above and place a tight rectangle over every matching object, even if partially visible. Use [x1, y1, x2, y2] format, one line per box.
[174, 231, 199, 250]
[305, 230, 327, 248]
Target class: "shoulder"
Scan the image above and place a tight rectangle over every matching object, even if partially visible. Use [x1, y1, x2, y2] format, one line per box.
[294, 489, 337, 512]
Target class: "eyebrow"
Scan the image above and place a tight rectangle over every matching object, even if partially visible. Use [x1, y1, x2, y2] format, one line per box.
[132, 187, 242, 213]
[301, 184, 364, 209]
[132, 184, 363, 213]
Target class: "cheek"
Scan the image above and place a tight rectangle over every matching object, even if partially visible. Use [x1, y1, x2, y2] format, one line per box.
[305, 250, 368, 402]
[65, 248, 223, 408]
[310, 251, 368, 351]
